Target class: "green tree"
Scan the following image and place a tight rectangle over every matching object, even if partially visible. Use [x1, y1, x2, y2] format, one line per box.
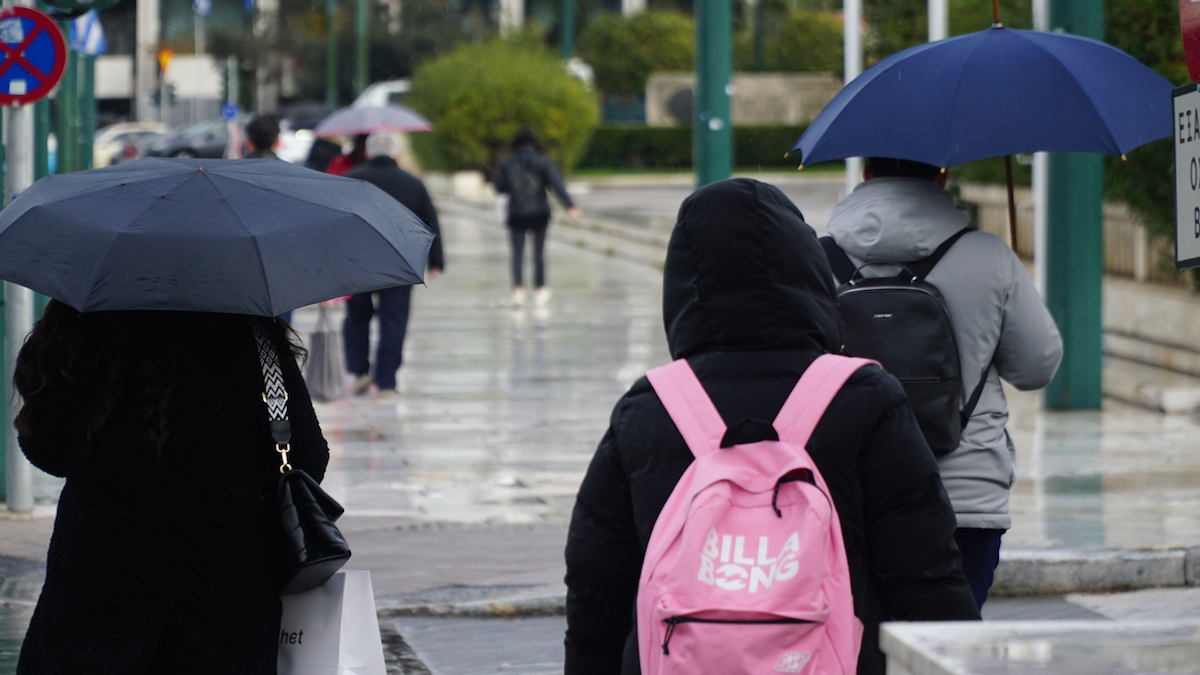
[577, 11, 694, 96]
[864, 0, 1030, 65]
[762, 10, 843, 74]
[406, 39, 599, 173]
[1104, 0, 1187, 250]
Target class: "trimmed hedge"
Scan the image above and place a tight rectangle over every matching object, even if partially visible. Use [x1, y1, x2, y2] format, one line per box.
[575, 125, 812, 171]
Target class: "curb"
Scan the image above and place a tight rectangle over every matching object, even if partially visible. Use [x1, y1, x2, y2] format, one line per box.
[991, 547, 1200, 597]
[378, 593, 565, 619]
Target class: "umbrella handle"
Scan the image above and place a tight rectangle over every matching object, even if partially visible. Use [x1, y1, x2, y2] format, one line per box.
[1005, 156, 1018, 251]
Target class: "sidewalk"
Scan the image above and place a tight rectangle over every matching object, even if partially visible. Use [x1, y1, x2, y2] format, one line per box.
[4, 189, 1200, 673]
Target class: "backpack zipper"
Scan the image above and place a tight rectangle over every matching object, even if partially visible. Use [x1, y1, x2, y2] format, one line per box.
[771, 469, 816, 517]
[661, 616, 814, 654]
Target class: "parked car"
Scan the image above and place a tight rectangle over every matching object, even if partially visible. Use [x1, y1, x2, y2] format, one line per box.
[144, 118, 231, 159]
[271, 103, 335, 164]
[93, 121, 169, 168]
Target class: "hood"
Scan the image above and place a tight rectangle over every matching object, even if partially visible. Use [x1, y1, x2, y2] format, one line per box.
[826, 177, 968, 263]
[663, 178, 841, 360]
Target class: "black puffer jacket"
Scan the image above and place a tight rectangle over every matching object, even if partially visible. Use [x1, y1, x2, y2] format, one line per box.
[563, 179, 978, 675]
[16, 309, 329, 674]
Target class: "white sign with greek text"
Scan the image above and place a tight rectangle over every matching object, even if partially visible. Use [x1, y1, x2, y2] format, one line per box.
[1175, 83, 1200, 270]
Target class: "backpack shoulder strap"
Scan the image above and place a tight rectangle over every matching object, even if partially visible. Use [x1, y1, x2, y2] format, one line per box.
[773, 354, 878, 447]
[905, 228, 970, 281]
[646, 360, 726, 459]
[820, 236, 856, 285]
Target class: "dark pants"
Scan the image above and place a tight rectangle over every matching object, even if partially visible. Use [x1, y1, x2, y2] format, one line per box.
[508, 217, 549, 288]
[343, 286, 412, 391]
[954, 527, 1005, 609]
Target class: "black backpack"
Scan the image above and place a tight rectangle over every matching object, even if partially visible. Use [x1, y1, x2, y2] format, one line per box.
[821, 230, 987, 457]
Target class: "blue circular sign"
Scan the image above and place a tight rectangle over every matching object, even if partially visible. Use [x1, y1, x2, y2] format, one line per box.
[0, 7, 66, 107]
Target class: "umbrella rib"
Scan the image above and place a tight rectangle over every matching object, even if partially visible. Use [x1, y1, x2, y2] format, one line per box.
[1011, 31, 1123, 152]
[197, 170, 277, 315]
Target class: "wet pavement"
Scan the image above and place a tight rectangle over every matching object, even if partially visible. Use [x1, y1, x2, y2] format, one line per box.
[5, 178, 1200, 672]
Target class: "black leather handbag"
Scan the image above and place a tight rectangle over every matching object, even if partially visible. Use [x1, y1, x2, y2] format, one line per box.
[253, 322, 352, 596]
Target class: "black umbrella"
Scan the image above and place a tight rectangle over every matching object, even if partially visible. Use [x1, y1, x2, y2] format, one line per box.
[0, 157, 435, 316]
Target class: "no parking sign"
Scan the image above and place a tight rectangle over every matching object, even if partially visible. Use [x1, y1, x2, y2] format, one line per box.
[0, 7, 65, 107]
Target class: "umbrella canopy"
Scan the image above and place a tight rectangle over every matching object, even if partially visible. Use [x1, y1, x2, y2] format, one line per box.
[313, 105, 433, 137]
[790, 26, 1174, 168]
[0, 157, 435, 316]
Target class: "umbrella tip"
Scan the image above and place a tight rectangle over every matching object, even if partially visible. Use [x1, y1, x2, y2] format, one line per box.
[797, 164, 804, 171]
[1121, 154, 1127, 161]
[941, 167, 947, 174]
[784, 151, 790, 158]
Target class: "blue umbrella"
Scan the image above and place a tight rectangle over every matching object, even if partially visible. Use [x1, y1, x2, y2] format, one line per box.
[791, 26, 1173, 168]
[0, 157, 435, 316]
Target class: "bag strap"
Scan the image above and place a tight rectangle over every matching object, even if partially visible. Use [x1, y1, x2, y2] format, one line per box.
[773, 354, 878, 448]
[960, 358, 992, 429]
[820, 236, 856, 285]
[904, 228, 970, 281]
[646, 360, 726, 459]
[251, 321, 294, 473]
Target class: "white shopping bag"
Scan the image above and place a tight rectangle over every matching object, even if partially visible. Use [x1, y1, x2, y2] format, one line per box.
[278, 570, 386, 675]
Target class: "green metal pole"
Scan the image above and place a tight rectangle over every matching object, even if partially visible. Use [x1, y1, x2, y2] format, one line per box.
[355, 0, 367, 95]
[33, 100, 49, 179]
[81, 55, 95, 171]
[56, 25, 78, 175]
[1044, 0, 1104, 410]
[559, 0, 575, 59]
[753, 0, 765, 72]
[326, 0, 339, 106]
[693, 0, 732, 187]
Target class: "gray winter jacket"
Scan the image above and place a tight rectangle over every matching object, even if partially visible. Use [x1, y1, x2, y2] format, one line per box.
[827, 177, 1063, 529]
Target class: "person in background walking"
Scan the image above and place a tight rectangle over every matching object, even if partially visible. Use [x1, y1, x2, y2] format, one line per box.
[243, 114, 280, 159]
[343, 133, 445, 398]
[825, 157, 1063, 609]
[564, 178, 978, 675]
[14, 302, 329, 673]
[493, 127, 579, 308]
[325, 134, 369, 176]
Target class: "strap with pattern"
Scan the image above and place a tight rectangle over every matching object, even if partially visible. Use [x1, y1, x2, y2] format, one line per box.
[251, 321, 294, 473]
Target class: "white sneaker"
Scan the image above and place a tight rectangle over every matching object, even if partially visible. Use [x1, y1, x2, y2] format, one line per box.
[533, 287, 552, 307]
[511, 288, 527, 307]
[352, 373, 372, 395]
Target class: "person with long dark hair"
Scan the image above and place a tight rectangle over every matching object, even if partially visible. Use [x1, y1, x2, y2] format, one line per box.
[493, 127, 579, 308]
[325, 134, 369, 176]
[14, 301, 330, 673]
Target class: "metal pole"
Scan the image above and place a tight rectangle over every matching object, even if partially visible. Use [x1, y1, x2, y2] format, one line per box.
[33, 99, 48, 178]
[1032, 0, 1049, 296]
[194, 13, 204, 126]
[81, 55, 95, 170]
[1044, 0, 1104, 410]
[752, 0, 765, 71]
[843, 0, 862, 196]
[326, 0, 338, 106]
[559, 0, 575, 59]
[354, 0, 367, 95]
[228, 55, 240, 107]
[928, 0, 947, 41]
[57, 24, 78, 174]
[693, 0, 731, 187]
[5, 0, 35, 513]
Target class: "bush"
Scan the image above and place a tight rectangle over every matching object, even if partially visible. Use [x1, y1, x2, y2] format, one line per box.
[406, 39, 599, 174]
[577, 11, 694, 96]
[575, 125, 811, 170]
[735, 10, 843, 74]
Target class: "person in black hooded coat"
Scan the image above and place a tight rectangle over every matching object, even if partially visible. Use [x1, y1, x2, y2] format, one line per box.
[563, 178, 979, 675]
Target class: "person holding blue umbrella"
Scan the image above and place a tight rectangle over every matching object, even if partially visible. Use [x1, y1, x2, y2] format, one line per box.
[824, 157, 1062, 609]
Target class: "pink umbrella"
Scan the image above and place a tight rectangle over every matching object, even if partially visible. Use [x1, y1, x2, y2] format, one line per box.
[313, 105, 433, 136]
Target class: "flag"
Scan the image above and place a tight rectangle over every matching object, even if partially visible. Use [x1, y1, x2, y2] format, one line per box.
[70, 10, 106, 56]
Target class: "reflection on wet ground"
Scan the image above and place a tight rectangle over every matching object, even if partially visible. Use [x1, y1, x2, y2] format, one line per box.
[292, 205, 1200, 550]
[0, 604, 32, 672]
[295, 208, 671, 525]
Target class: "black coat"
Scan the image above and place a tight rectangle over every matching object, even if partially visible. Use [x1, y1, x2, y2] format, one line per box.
[493, 145, 574, 224]
[347, 156, 445, 271]
[16, 312, 329, 674]
[563, 179, 979, 675]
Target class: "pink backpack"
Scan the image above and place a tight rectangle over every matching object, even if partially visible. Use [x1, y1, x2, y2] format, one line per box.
[638, 354, 872, 675]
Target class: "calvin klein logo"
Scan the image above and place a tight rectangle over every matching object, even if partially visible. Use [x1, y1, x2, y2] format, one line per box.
[872, 313, 893, 319]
